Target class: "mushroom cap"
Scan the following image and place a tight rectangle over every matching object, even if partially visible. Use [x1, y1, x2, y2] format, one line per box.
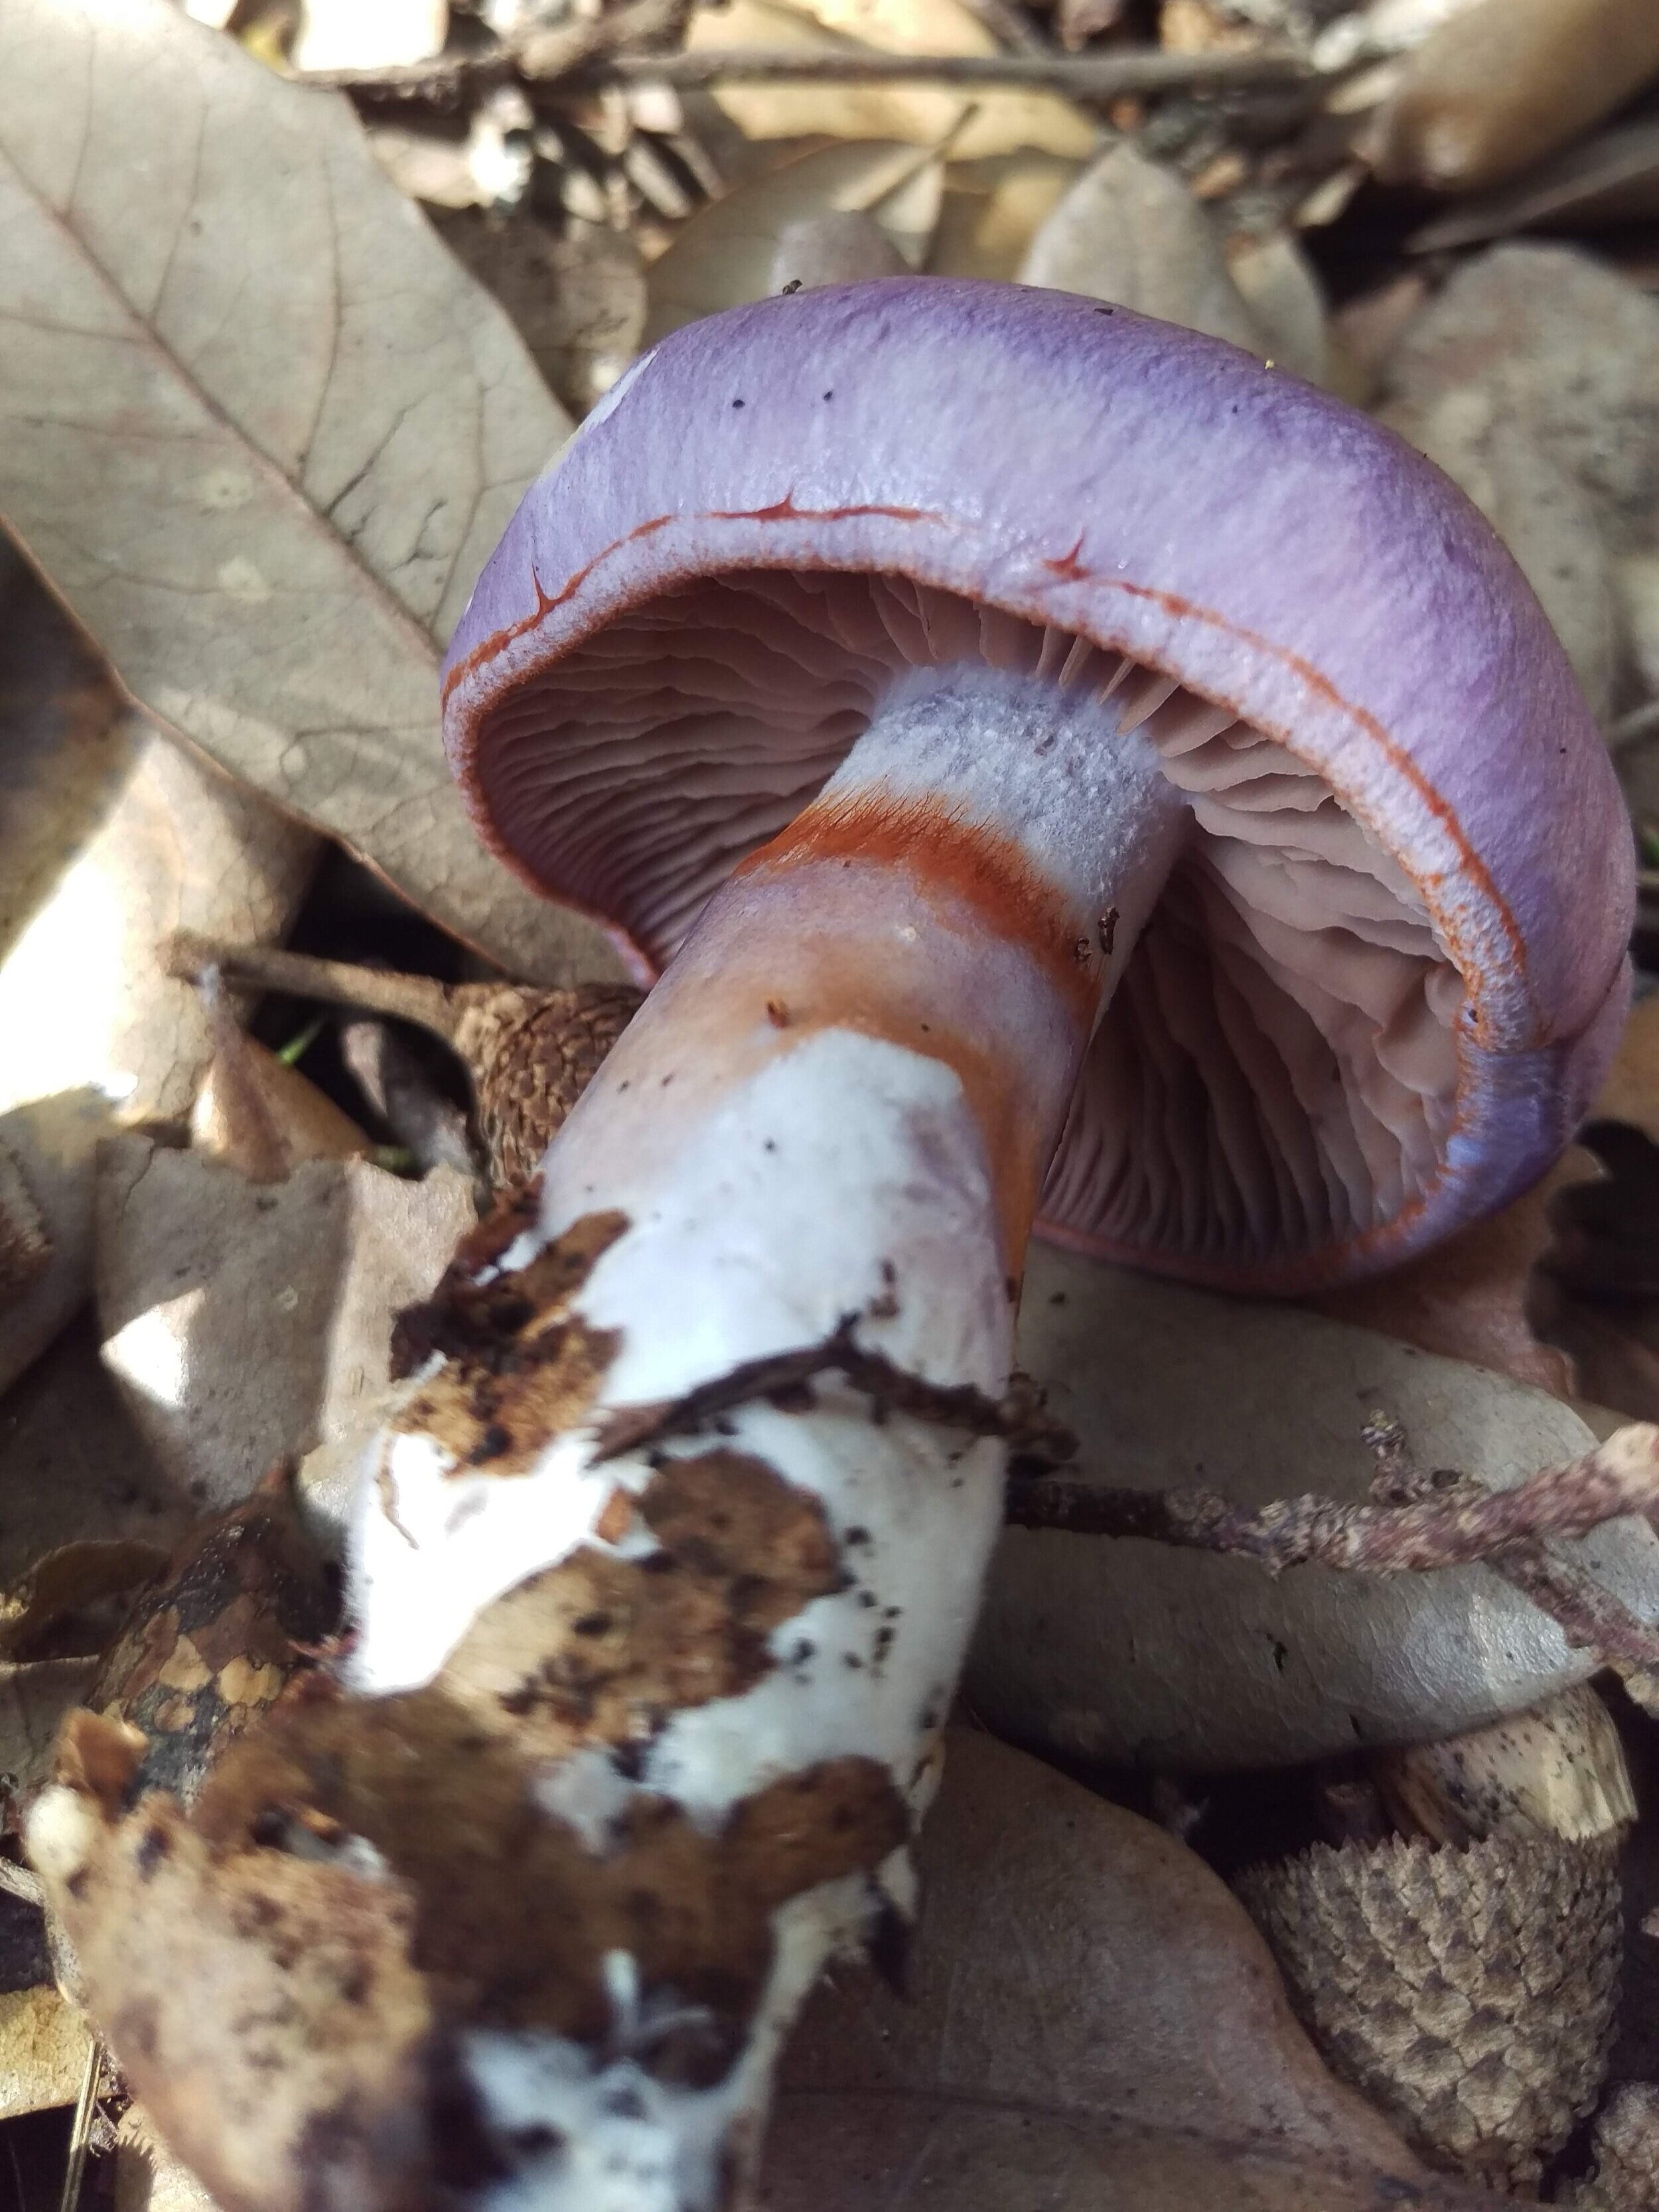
[442, 278, 1632, 1293]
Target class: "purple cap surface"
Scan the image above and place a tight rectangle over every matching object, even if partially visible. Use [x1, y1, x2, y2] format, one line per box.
[443, 277, 1632, 1293]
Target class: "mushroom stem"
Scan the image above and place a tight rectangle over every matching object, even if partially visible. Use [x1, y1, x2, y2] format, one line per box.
[348, 666, 1186, 2197]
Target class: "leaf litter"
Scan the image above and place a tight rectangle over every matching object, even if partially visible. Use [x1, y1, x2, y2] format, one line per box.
[5, 0, 1659, 2201]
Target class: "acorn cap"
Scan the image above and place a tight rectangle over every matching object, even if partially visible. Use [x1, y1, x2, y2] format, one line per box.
[1238, 1831, 1621, 2186]
[453, 980, 642, 1189]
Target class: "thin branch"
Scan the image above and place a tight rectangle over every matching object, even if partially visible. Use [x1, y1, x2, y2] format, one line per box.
[563, 44, 1311, 94]
[298, 38, 1311, 98]
[592, 1314, 1070, 1464]
[165, 929, 465, 1046]
[1003, 1424, 1659, 1573]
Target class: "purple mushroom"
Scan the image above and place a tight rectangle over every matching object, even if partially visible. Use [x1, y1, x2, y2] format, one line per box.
[31, 280, 1633, 2212]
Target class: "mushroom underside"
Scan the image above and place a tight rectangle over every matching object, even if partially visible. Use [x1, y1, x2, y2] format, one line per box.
[476, 569, 1464, 1274]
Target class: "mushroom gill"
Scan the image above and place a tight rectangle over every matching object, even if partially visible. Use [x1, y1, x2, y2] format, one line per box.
[474, 568, 1463, 1274]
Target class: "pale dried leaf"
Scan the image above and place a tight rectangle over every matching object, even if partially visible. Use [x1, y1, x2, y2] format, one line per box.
[0, 1984, 91, 2119]
[686, 0, 1096, 157]
[970, 1239, 1656, 1771]
[0, 0, 624, 986]
[0, 541, 135, 967]
[1227, 229, 1329, 384]
[190, 1028, 372, 1181]
[1019, 142, 1265, 351]
[645, 139, 941, 344]
[0, 1093, 111, 1400]
[1370, 0, 1659, 194]
[928, 150, 1081, 279]
[95, 1140, 476, 1510]
[433, 212, 647, 419]
[765, 1732, 1496, 2212]
[0, 723, 318, 1128]
[769, 207, 908, 291]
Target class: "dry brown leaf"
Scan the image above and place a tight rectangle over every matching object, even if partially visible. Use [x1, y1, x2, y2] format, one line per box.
[0, 1540, 167, 1663]
[0, 1093, 108, 1399]
[1019, 141, 1265, 351]
[644, 139, 942, 345]
[686, 0, 1096, 157]
[1370, 0, 1659, 196]
[0, 1315, 187, 1591]
[433, 212, 646, 419]
[0, 1984, 91, 2120]
[969, 1238, 1657, 1772]
[0, 546, 317, 1135]
[928, 149, 1082, 278]
[96, 1140, 476, 1511]
[764, 1730, 1498, 2212]
[190, 1027, 372, 1182]
[0, 0, 624, 987]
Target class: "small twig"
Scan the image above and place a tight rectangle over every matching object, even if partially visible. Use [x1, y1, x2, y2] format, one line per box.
[592, 1315, 1070, 1464]
[1004, 1424, 1659, 1572]
[300, 37, 1311, 98]
[563, 44, 1311, 94]
[0, 1861, 43, 1909]
[57, 2040, 102, 2212]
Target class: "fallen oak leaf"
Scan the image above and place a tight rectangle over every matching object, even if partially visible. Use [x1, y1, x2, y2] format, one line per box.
[0, 0, 624, 987]
[974, 1242, 1659, 1771]
[764, 1730, 1502, 2212]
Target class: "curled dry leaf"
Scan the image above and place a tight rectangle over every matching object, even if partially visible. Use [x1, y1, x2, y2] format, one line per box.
[0, 0, 623, 988]
[96, 1140, 476, 1511]
[1370, 0, 1659, 195]
[1019, 141, 1265, 352]
[644, 139, 944, 346]
[684, 0, 1096, 157]
[970, 1239, 1659, 1772]
[763, 1731, 1493, 2212]
[189, 1011, 373, 1184]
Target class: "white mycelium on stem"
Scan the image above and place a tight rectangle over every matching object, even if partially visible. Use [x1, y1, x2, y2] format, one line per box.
[346, 664, 1186, 2200]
